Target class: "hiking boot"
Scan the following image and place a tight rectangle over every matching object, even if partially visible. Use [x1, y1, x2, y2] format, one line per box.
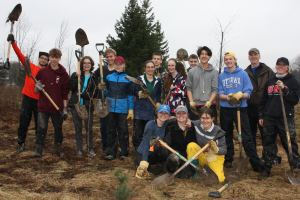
[32, 144, 43, 158]
[152, 163, 164, 175]
[224, 161, 233, 168]
[259, 170, 270, 178]
[77, 150, 83, 157]
[88, 149, 96, 157]
[54, 142, 64, 157]
[273, 156, 282, 166]
[104, 155, 115, 161]
[17, 143, 25, 153]
[102, 146, 107, 153]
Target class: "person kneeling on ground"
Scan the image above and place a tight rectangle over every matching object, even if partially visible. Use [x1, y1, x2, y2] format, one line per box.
[164, 105, 197, 179]
[186, 107, 227, 182]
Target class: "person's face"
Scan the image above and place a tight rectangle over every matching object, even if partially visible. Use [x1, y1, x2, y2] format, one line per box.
[83, 58, 92, 71]
[200, 113, 214, 130]
[168, 60, 176, 73]
[114, 62, 124, 72]
[38, 55, 49, 67]
[276, 61, 288, 75]
[199, 50, 211, 64]
[176, 111, 188, 123]
[224, 55, 237, 68]
[152, 55, 162, 67]
[157, 111, 170, 122]
[145, 62, 155, 75]
[188, 58, 199, 69]
[105, 53, 116, 65]
[248, 52, 261, 65]
[49, 55, 61, 66]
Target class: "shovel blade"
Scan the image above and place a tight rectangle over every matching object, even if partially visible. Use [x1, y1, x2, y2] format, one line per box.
[7, 4, 22, 22]
[95, 99, 110, 118]
[74, 103, 88, 120]
[233, 157, 249, 175]
[195, 164, 219, 185]
[286, 169, 300, 185]
[151, 173, 174, 189]
[208, 191, 221, 198]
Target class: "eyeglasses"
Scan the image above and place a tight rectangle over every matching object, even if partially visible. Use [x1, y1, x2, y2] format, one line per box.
[83, 62, 92, 65]
[39, 57, 49, 61]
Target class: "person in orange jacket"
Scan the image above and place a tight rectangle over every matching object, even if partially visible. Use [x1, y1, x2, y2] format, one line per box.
[7, 34, 49, 153]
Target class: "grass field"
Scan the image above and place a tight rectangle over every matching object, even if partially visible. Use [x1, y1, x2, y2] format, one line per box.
[0, 89, 300, 199]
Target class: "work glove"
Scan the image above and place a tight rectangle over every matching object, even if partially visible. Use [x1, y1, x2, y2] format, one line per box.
[136, 161, 154, 179]
[98, 83, 106, 91]
[227, 91, 243, 106]
[35, 80, 44, 93]
[138, 90, 151, 98]
[204, 101, 211, 108]
[127, 110, 134, 120]
[190, 101, 196, 109]
[204, 140, 219, 163]
[63, 107, 68, 120]
[7, 34, 15, 44]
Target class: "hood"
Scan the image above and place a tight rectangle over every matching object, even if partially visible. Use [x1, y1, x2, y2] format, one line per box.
[224, 66, 243, 74]
[47, 63, 67, 75]
[196, 63, 214, 71]
[275, 72, 295, 80]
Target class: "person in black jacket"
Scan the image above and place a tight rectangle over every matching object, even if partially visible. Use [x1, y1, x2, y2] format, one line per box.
[68, 56, 98, 157]
[258, 57, 300, 178]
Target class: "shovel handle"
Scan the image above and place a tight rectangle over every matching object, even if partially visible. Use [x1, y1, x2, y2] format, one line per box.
[218, 182, 230, 193]
[41, 89, 66, 119]
[95, 43, 104, 55]
[163, 91, 172, 104]
[75, 50, 82, 61]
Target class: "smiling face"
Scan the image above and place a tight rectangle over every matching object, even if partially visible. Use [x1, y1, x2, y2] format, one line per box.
[188, 58, 199, 69]
[157, 111, 170, 122]
[168, 60, 177, 73]
[49, 55, 61, 66]
[248, 52, 261, 66]
[114, 62, 124, 72]
[145, 62, 155, 75]
[200, 113, 214, 130]
[199, 50, 211, 65]
[176, 111, 188, 123]
[105, 53, 116, 66]
[82, 58, 92, 71]
[38, 55, 49, 67]
[276, 61, 288, 75]
[224, 55, 237, 69]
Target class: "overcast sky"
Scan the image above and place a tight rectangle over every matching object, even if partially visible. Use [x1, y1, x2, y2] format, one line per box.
[1, 0, 300, 74]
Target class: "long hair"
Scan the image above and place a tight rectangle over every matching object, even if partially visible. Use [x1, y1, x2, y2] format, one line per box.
[164, 59, 187, 91]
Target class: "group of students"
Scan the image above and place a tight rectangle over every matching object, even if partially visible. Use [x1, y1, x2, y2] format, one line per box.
[8, 30, 300, 182]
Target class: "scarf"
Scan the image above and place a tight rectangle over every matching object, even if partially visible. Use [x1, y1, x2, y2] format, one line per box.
[144, 74, 156, 95]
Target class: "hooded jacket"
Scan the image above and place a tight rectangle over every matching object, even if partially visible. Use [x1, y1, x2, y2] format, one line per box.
[258, 73, 300, 119]
[134, 75, 161, 121]
[68, 72, 98, 110]
[35, 63, 69, 114]
[186, 63, 218, 105]
[218, 66, 253, 108]
[245, 63, 274, 107]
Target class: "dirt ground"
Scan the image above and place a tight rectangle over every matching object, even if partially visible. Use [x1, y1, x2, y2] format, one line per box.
[0, 100, 300, 199]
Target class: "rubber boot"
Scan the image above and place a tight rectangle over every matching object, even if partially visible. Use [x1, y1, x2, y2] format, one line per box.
[32, 144, 43, 158]
[191, 160, 200, 178]
[54, 142, 64, 157]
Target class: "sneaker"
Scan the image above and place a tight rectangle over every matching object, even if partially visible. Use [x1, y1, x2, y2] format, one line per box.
[119, 155, 128, 160]
[104, 155, 115, 160]
[259, 170, 270, 178]
[32, 149, 42, 158]
[88, 149, 96, 157]
[17, 143, 25, 153]
[224, 161, 233, 168]
[152, 163, 164, 175]
[77, 150, 83, 157]
[102, 146, 107, 153]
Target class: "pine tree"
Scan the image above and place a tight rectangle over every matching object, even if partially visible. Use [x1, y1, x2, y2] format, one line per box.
[106, 0, 169, 77]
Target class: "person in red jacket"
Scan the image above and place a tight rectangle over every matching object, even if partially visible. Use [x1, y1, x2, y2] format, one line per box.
[7, 34, 49, 153]
[32, 48, 69, 157]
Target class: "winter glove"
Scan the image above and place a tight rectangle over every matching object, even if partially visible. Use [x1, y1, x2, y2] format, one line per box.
[7, 34, 15, 44]
[35, 80, 44, 93]
[227, 91, 243, 106]
[136, 161, 153, 179]
[98, 82, 106, 91]
[204, 101, 211, 108]
[138, 90, 151, 98]
[127, 109, 134, 120]
[63, 107, 68, 119]
[204, 140, 219, 163]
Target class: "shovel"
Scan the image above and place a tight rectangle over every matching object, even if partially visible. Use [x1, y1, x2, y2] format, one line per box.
[4, 4, 22, 70]
[162, 72, 182, 104]
[279, 88, 300, 185]
[74, 50, 88, 120]
[95, 43, 110, 118]
[233, 102, 249, 174]
[208, 182, 230, 198]
[150, 136, 219, 185]
[151, 132, 225, 188]
[24, 57, 66, 120]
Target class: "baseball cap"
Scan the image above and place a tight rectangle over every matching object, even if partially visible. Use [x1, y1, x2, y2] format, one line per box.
[175, 105, 188, 114]
[157, 104, 170, 114]
[224, 52, 236, 59]
[39, 52, 49, 58]
[276, 57, 289, 66]
[248, 48, 260, 55]
[114, 56, 125, 64]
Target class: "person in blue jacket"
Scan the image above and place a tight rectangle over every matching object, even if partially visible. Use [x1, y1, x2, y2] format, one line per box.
[132, 60, 161, 150]
[218, 52, 261, 172]
[98, 56, 134, 160]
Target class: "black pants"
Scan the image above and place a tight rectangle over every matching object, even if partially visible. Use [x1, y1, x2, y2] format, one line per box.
[100, 116, 107, 147]
[132, 119, 149, 147]
[36, 112, 63, 145]
[261, 116, 300, 172]
[166, 152, 194, 179]
[188, 104, 217, 123]
[134, 147, 168, 173]
[71, 107, 93, 151]
[220, 107, 261, 171]
[106, 112, 129, 157]
[17, 95, 38, 144]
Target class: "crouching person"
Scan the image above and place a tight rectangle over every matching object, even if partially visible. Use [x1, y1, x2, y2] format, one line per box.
[186, 107, 227, 182]
[135, 105, 171, 179]
[164, 105, 197, 179]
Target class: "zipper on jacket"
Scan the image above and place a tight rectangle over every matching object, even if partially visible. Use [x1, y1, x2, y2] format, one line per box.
[114, 73, 120, 112]
[203, 70, 205, 93]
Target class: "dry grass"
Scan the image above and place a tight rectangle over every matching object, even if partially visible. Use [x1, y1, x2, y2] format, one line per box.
[0, 93, 300, 199]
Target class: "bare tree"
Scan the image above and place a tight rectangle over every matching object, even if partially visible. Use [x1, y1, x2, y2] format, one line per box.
[64, 44, 76, 76]
[55, 20, 71, 52]
[290, 54, 300, 71]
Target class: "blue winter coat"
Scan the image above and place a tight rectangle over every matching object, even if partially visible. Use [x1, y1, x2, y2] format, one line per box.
[134, 75, 161, 120]
[105, 72, 134, 113]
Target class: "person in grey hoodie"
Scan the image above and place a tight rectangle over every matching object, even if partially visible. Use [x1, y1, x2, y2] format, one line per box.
[186, 46, 218, 120]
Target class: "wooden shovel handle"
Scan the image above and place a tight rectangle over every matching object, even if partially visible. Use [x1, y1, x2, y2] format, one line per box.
[7, 41, 12, 59]
[218, 182, 230, 193]
[99, 55, 104, 83]
[163, 91, 171, 104]
[41, 89, 59, 110]
[147, 96, 156, 108]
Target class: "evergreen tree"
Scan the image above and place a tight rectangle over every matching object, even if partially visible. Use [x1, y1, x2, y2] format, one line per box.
[106, 0, 169, 77]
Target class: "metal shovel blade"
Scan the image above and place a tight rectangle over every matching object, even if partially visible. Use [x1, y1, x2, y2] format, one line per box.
[208, 191, 221, 198]
[195, 164, 219, 185]
[151, 173, 175, 189]
[74, 103, 88, 120]
[95, 98, 110, 118]
[286, 169, 300, 185]
[233, 156, 249, 175]
[75, 28, 89, 47]
[7, 4, 22, 23]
